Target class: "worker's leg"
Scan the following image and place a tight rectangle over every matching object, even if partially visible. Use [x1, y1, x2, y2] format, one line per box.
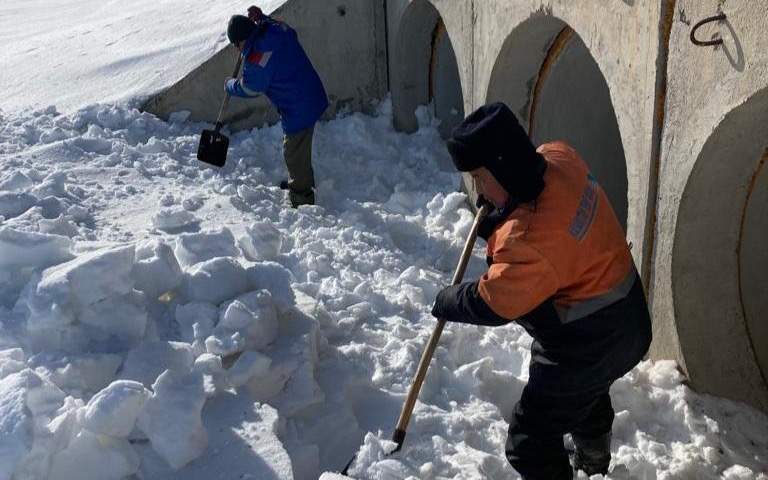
[283, 125, 316, 207]
[571, 391, 614, 476]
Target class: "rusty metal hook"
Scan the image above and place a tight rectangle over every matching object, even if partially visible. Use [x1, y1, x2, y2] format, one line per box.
[690, 13, 727, 46]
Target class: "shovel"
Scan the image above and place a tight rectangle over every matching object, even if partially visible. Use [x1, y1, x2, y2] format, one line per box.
[197, 53, 244, 167]
[342, 202, 491, 475]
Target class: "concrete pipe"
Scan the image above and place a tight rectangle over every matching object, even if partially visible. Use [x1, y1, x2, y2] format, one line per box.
[671, 88, 768, 411]
[391, 0, 464, 138]
[486, 16, 628, 230]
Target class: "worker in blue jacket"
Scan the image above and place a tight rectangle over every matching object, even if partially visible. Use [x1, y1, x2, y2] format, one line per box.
[225, 11, 328, 207]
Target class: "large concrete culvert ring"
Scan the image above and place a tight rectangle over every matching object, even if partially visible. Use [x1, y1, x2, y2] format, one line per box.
[672, 89, 768, 411]
[391, 0, 464, 139]
[486, 16, 628, 231]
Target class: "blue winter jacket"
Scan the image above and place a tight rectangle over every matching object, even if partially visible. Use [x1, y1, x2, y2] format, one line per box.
[226, 18, 329, 135]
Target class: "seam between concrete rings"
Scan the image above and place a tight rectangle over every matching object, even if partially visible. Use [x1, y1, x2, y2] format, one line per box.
[736, 148, 768, 390]
[527, 26, 574, 138]
[644, 0, 676, 306]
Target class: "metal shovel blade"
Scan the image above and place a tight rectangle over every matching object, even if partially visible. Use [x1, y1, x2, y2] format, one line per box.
[197, 128, 229, 167]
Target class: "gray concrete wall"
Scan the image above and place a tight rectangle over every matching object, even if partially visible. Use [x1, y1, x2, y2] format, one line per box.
[387, 0, 473, 135]
[388, 0, 662, 275]
[387, 1, 767, 411]
[651, 0, 768, 411]
[143, 1, 387, 131]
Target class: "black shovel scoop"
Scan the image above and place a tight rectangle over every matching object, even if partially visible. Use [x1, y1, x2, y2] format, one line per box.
[197, 54, 243, 167]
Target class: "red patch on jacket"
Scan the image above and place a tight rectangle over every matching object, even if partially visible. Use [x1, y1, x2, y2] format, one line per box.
[247, 50, 272, 67]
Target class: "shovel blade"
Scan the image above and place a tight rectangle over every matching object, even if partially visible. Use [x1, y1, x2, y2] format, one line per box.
[197, 129, 229, 167]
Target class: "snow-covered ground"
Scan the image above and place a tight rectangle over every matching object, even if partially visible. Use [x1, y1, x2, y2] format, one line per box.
[0, 0, 287, 113]
[1, 2, 767, 480]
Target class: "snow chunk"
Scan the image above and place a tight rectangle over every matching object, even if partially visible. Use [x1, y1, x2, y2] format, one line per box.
[0, 371, 33, 478]
[0, 192, 37, 219]
[82, 380, 150, 438]
[183, 257, 250, 305]
[152, 207, 198, 232]
[239, 222, 282, 261]
[20, 245, 135, 348]
[246, 261, 295, 310]
[175, 302, 218, 345]
[78, 290, 148, 350]
[0, 348, 26, 380]
[227, 351, 271, 388]
[215, 290, 278, 352]
[138, 369, 208, 469]
[0, 227, 73, 269]
[30, 353, 122, 397]
[192, 353, 225, 397]
[49, 430, 140, 480]
[30, 244, 135, 310]
[174, 227, 239, 267]
[132, 239, 183, 299]
[0, 171, 34, 192]
[120, 341, 194, 388]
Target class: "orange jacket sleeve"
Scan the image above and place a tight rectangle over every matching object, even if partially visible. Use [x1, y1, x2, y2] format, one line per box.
[478, 240, 559, 321]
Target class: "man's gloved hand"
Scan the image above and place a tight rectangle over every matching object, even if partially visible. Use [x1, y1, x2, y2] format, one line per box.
[475, 194, 493, 210]
[224, 78, 238, 95]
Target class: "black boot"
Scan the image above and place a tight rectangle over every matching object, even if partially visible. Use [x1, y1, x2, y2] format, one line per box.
[572, 432, 611, 476]
[288, 188, 315, 208]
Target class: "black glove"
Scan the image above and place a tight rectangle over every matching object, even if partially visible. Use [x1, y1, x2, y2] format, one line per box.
[475, 194, 493, 210]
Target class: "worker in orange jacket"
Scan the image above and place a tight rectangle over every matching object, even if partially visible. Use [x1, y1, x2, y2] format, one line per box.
[432, 102, 652, 478]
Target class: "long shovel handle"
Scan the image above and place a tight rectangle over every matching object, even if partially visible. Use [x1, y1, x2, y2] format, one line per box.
[214, 52, 244, 130]
[391, 203, 490, 450]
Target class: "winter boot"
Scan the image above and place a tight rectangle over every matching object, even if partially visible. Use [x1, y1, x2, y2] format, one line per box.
[288, 188, 315, 208]
[279, 179, 290, 190]
[572, 432, 611, 476]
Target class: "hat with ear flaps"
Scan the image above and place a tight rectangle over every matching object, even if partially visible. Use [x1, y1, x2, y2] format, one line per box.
[446, 102, 547, 203]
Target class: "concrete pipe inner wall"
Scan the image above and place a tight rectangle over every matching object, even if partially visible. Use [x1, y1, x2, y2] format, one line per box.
[672, 88, 768, 411]
[392, 0, 464, 137]
[486, 16, 628, 230]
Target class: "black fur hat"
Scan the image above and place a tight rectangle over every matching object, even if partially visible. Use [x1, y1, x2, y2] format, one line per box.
[446, 102, 546, 203]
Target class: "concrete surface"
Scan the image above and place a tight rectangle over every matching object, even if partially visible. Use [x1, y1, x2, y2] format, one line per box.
[143, 1, 387, 131]
[652, 0, 768, 411]
[385, 0, 768, 412]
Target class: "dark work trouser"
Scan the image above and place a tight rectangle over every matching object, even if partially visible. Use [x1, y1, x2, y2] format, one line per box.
[505, 275, 652, 480]
[283, 124, 316, 206]
[506, 383, 614, 479]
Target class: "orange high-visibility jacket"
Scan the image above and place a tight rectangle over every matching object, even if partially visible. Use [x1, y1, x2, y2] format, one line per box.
[477, 141, 635, 324]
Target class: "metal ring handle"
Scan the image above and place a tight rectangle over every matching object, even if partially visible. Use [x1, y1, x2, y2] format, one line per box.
[690, 13, 727, 47]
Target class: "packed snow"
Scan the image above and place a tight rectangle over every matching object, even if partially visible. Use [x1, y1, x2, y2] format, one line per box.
[1, 2, 767, 480]
[0, 0, 288, 113]
[1, 98, 766, 480]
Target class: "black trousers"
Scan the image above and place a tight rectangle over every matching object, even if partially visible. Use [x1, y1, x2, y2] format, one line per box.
[506, 383, 614, 479]
[505, 276, 651, 479]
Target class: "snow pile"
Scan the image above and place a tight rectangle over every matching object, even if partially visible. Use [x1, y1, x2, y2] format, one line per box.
[0, 0, 289, 113]
[1, 98, 767, 480]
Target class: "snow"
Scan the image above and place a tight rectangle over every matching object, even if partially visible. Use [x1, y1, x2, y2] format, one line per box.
[81, 380, 150, 437]
[137, 369, 208, 469]
[0, 0, 289, 114]
[1, 2, 767, 479]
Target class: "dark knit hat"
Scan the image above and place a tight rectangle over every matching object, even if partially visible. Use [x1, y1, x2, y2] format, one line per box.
[446, 102, 546, 203]
[227, 15, 256, 44]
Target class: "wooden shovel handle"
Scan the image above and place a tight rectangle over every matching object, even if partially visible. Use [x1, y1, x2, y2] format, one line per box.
[215, 52, 244, 130]
[392, 203, 490, 449]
